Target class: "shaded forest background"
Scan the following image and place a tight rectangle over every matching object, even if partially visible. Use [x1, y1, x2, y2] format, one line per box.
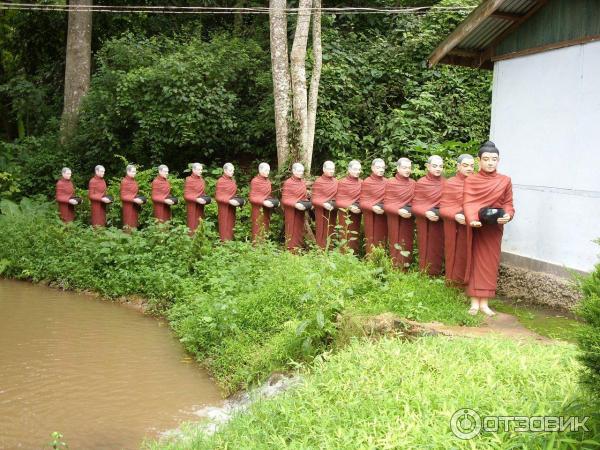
[0, 0, 491, 199]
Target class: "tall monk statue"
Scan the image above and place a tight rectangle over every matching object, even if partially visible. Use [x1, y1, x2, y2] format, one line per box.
[412, 155, 445, 275]
[282, 162, 309, 251]
[249, 162, 274, 241]
[215, 162, 239, 241]
[360, 158, 387, 254]
[55, 167, 78, 223]
[384, 158, 416, 269]
[184, 162, 207, 233]
[151, 164, 174, 222]
[335, 160, 362, 253]
[120, 164, 143, 230]
[311, 161, 339, 249]
[88, 165, 111, 227]
[439, 154, 474, 286]
[463, 141, 514, 316]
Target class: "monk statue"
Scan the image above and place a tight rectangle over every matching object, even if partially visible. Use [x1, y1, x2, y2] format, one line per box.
[282, 162, 309, 251]
[311, 161, 339, 249]
[249, 162, 274, 241]
[215, 162, 239, 241]
[360, 158, 387, 254]
[151, 164, 174, 222]
[88, 165, 111, 227]
[439, 154, 474, 286]
[55, 167, 78, 223]
[412, 155, 445, 275]
[120, 164, 143, 230]
[184, 162, 207, 233]
[463, 141, 514, 316]
[384, 158, 416, 268]
[335, 160, 362, 253]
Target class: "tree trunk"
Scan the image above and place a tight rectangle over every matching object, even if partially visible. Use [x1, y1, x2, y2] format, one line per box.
[306, 0, 322, 172]
[269, 0, 291, 170]
[61, 0, 92, 142]
[289, 0, 312, 169]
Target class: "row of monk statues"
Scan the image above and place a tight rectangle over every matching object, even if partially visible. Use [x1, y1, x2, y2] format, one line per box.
[55, 141, 514, 316]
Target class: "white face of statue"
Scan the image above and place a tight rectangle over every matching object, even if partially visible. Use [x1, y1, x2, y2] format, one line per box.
[192, 165, 203, 176]
[348, 163, 361, 178]
[159, 167, 169, 179]
[478, 152, 499, 173]
[372, 161, 385, 177]
[426, 157, 443, 177]
[224, 165, 235, 177]
[397, 161, 411, 178]
[457, 158, 475, 177]
[62, 170, 72, 180]
[96, 167, 105, 178]
[127, 167, 137, 178]
[293, 166, 304, 179]
[322, 162, 335, 177]
[259, 164, 270, 177]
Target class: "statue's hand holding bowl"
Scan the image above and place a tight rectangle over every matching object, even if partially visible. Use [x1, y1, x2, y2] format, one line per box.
[134, 198, 143, 205]
[497, 214, 511, 225]
[229, 199, 240, 207]
[197, 197, 206, 205]
[373, 205, 384, 215]
[349, 205, 361, 214]
[68, 198, 78, 205]
[295, 202, 306, 211]
[398, 208, 411, 219]
[165, 198, 174, 205]
[263, 200, 274, 208]
[425, 210, 439, 222]
[455, 213, 466, 225]
[470, 220, 482, 228]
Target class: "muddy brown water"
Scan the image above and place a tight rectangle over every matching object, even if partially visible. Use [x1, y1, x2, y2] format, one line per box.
[0, 279, 223, 450]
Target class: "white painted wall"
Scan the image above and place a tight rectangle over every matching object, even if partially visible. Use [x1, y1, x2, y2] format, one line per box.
[490, 40, 600, 273]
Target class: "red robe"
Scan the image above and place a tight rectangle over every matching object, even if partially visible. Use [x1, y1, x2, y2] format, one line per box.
[184, 174, 206, 233]
[282, 176, 308, 251]
[311, 175, 338, 249]
[88, 175, 107, 227]
[55, 179, 75, 223]
[215, 175, 237, 241]
[335, 176, 362, 253]
[249, 175, 272, 241]
[439, 173, 468, 285]
[413, 173, 445, 275]
[463, 170, 515, 298]
[151, 176, 171, 222]
[120, 176, 139, 229]
[359, 174, 387, 253]
[384, 174, 416, 268]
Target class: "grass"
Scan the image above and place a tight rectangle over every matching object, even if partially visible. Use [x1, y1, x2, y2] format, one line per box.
[150, 336, 600, 449]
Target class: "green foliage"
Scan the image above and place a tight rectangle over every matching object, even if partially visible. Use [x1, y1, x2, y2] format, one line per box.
[151, 336, 599, 450]
[577, 239, 600, 398]
[0, 198, 478, 394]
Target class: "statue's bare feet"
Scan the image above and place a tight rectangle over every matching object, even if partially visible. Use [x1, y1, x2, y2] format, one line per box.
[468, 306, 479, 316]
[481, 306, 496, 317]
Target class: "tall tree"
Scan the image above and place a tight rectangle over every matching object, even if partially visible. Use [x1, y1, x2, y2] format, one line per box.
[269, 0, 322, 172]
[61, 0, 92, 141]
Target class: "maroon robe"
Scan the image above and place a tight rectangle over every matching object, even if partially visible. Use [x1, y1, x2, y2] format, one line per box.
[439, 173, 468, 285]
[151, 176, 171, 222]
[282, 176, 308, 251]
[413, 173, 445, 275]
[215, 175, 237, 241]
[183, 174, 206, 233]
[463, 170, 515, 298]
[311, 175, 338, 249]
[384, 174, 416, 268]
[55, 179, 75, 223]
[335, 176, 362, 253]
[120, 175, 139, 229]
[359, 174, 387, 253]
[249, 175, 272, 241]
[88, 175, 107, 227]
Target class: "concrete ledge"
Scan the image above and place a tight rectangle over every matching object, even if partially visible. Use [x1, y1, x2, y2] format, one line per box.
[497, 263, 582, 311]
[501, 252, 589, 278]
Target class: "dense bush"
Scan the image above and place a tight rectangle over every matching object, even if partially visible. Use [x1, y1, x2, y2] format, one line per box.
[0, 197, 478, 393]
[577, 240, 600, 398]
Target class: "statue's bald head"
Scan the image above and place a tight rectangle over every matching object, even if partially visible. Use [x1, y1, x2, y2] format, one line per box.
[347, 160, 361, 178]
[292, 162, 305, 178]
[223, 162, 234, 177]
[426, 155, 443, 177]
[371, 158, 385, 177]
[191, 162, 203, 176]
[61, 167, 72, 180]
[126, 164, 137, 177]
[158, 164, 169, 178]
[322, 160, 335, 177]
[396, 157, 412, 178]
[456, 154, 475, 177]
[258, 162, 270, 177]
[95, 165, 105, 178]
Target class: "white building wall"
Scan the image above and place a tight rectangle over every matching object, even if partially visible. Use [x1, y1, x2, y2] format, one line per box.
[490, 40, 600, 273]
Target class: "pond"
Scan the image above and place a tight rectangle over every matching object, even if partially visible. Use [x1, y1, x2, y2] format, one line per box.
[0, 279, 222, 449]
